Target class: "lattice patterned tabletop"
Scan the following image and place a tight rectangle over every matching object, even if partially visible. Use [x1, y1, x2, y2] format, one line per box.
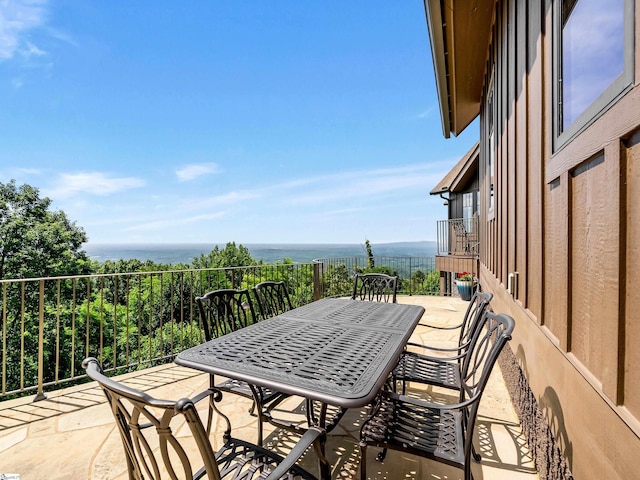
[176, 298, 425, 408]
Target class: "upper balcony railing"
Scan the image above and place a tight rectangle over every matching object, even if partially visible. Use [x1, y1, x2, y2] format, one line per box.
[0, 255, 439, 401]
[436, 217, 480, 256]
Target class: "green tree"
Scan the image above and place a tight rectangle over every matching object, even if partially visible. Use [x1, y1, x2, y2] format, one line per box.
[192, 242, 255, 269]
[365, 239, 375, 268]
[0, 180, 90, 279]
[192, 242, 257, 289]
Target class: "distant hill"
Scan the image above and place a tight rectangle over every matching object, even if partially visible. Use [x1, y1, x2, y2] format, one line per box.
[83, 241, 437, 265]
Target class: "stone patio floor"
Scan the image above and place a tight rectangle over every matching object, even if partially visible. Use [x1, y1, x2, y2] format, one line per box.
[0, 295, 539, 479]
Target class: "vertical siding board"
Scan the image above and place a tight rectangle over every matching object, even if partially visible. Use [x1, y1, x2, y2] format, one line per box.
[508, 0, 518, 287]
[625, 134, 640, 417]
[500, 0, 509, 285]
[516, 0, 528, 304]
[529, 0, 544, 320]
[544, 175, 569, 348]
[527, 0, 549, 322]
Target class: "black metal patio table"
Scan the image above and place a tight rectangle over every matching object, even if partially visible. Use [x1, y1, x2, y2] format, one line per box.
[175, 297, 425, 479]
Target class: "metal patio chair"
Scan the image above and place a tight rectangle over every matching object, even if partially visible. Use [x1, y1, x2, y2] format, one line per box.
[83, 357, 325, 480]
[252, 281, 294, 320]
[351, 273, 398, 303]
[393, 291, 493, 394]
[360, 311, 515, 480]
[196, 288, 287, 446]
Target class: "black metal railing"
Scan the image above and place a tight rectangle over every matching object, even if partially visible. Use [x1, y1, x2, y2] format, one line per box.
[313, 256, 438, 298]
[436, 217, 480, 256]
[0, 256, 439, 400]
[0, 263, 316, 400]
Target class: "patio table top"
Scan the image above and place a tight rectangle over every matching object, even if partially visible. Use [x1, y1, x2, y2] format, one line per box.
[175, 298, 425, 408]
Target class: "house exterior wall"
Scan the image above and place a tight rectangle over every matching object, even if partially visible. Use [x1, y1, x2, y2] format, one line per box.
[478, 1, 640, 478]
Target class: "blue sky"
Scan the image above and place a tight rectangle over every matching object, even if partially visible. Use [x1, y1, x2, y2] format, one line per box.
[0, 1, 478, 245]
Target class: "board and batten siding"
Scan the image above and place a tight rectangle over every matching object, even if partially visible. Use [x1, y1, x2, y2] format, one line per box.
[478, 0, 640, 478]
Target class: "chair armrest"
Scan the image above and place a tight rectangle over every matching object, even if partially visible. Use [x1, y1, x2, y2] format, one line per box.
[379, 389, 476, 411]
[264, 427, 325, 480]
[404, 342, 466, 360]
[417, 321, 464, 331]
[191, 387, 222, 405]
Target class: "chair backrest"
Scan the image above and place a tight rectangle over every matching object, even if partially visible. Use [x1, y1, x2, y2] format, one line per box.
[82, 357, 221, 480]
[195, 288, 256, 342]
[351, 273, 398, 303]
[252, 281, 294, 320]
[458, 311, 515, 458]
[456, 291, 493, 354]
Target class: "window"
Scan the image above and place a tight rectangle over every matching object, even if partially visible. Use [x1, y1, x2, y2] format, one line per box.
[463, 191, 475, 233]
[555, 0, 633, 147]
[463, 192, 474, 220]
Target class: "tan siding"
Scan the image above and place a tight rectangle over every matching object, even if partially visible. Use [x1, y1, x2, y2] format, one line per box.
[475, 0, 640, 476]
[507, 0, 517, 287]
[569, 154, 620, 400]
[500, 0, 508, 285]
[515, 0, 528, 304]
[526, 0, 544, 319]
[543, 175, 568, 347]
[625, 133, 640, 416]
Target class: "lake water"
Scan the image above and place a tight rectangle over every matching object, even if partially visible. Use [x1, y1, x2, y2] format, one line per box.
[83, 241, 437, 265]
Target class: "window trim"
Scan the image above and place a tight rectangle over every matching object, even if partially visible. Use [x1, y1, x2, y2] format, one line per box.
[486, 68, 495, 220]
[553, 0, 634, 151]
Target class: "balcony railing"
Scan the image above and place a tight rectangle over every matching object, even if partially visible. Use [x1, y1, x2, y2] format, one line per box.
[0, 263, 317, 400]
[0, 256, 439, 401]
[436, 217, 480, 256]
[314, 255, 438, 298]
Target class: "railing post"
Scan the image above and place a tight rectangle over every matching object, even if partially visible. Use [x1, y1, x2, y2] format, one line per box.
[313, 261, 322, 301]
[409, 258, 413, 296]
[35, 279, 46, 401]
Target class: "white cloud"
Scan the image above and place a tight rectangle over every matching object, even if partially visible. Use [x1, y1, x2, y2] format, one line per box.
[0, 0, 48, 61]
[125, 211, 227, 232]
[46, 172, 146, 199]
[176, 162, 220, 182]
[418, 106, 435, 118]
[195, 190, 260, 207]
[12, 166, 41, 175]
[21, 40, 45, 58]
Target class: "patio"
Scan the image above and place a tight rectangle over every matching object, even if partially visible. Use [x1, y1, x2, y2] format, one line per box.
[0, 296, 539, 479]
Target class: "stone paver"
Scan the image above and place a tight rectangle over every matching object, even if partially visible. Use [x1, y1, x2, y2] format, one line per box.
[0, 296, 539, 480]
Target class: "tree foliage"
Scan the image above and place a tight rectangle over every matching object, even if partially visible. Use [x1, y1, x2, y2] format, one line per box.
[0, 180, 90, 279]
[192, 242, 255, 269]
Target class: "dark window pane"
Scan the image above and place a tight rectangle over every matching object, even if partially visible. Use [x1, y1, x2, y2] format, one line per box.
[562, 0, 624, 130]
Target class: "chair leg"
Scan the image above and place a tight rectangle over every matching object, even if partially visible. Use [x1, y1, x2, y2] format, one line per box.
[210, 397, 232, 441]
[472, 443, 481, 461]
[465, 460, 473, 480]
[206, 400, 214, 436]
[376, 448, 388, 461]
[359, 441, 367, 480]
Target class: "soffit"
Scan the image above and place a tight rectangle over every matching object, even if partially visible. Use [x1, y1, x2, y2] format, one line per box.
[424, 0, 495, 137]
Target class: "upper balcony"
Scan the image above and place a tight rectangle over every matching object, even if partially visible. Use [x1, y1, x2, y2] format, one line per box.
[434, 218, 480, 297]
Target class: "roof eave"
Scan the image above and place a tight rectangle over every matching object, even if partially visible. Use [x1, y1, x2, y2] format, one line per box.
[429, 141, 480, 195]
[424, 0, 452, 139]
[423, 0, 495, 137]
